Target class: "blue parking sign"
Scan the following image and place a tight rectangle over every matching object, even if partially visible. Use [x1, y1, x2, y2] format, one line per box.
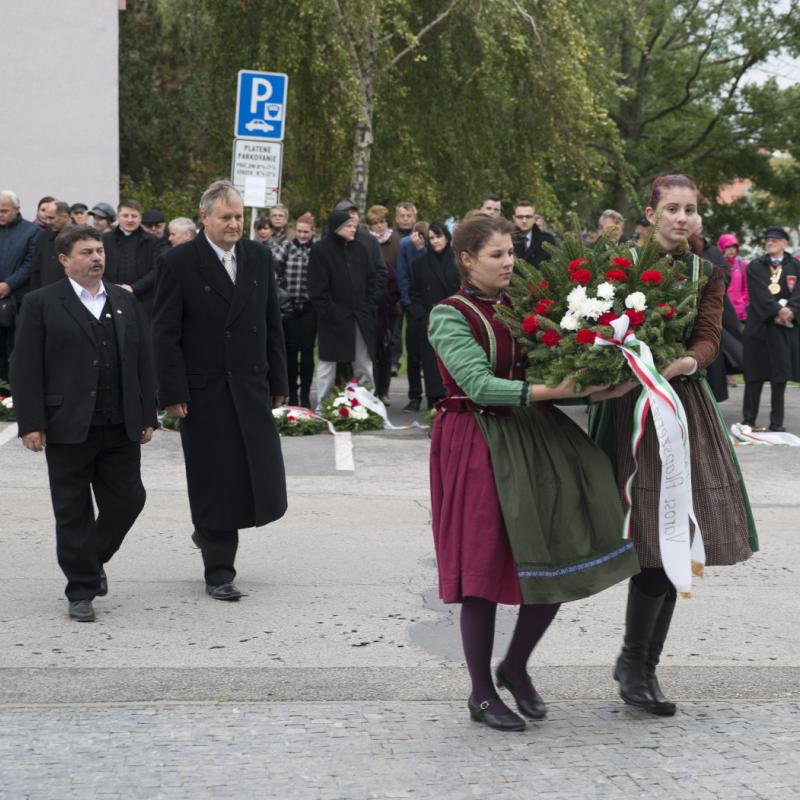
[234, 70, 288, 142]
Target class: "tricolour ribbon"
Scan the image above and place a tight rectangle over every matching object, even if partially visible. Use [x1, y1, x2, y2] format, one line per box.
[595, 315, 705, 594]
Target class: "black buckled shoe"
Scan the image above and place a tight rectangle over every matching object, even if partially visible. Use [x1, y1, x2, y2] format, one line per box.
[467, 696, 526, 732]
[68, 599, 96, 622]
[402, 399, 421, 412]
[769, 424, 787, 432]
[206, 582, 244, 601]
[495, 664, 547, 720]
[97, 568, 108, 597]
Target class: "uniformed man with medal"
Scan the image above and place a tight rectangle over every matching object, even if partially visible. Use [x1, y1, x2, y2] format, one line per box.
[741, 226, 800, 431]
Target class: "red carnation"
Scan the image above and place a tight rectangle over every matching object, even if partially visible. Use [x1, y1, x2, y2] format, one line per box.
[535, 299, 554, 315]
[576, 329, 597, 345]
[641, 269, 664, 285]
[658, 303, 675, 320]
[605, 269, 628, 282]
[598, 312, 619, 326]
[542, 330, 561, 348]
[568, 258, 587, 271]
[350, 397, 360, 407]
[625, 309, 645, 327]
[538, 279, 549, 289]
[339, 406, 350, 417]
[612, 257, 632, 268]
[570, 269, 592, 285]
[287, 415, 298, 423]
[522, 314, 539, 335]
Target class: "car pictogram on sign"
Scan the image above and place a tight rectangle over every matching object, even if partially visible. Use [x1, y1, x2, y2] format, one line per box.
[245, 119, 276, 133]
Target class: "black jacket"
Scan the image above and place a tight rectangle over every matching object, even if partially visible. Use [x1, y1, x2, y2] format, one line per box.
[152, 232, 288, 530]
[102, 227, 160, 314]
[10, 278, 157, 443]
[29, 229, 63, 290]
[308, 233, 377, 362]
[742, 253, 800, 383]
[514, 225, 556, 268]
[409, 247, 460, 321]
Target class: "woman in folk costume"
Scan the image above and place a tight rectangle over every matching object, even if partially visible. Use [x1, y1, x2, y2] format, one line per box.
[589, 173, 757, 716]
[428, 215, 639, 732]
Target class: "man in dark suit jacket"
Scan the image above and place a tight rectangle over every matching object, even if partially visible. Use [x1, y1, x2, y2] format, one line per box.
[512, 200, 556, 268]
[152, 181, 289, 601]
[29, 201, 72, 289]
[11, 225, 157, 622]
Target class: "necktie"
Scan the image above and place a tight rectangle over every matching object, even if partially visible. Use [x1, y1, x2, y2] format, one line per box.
[222, 250, 236, 284]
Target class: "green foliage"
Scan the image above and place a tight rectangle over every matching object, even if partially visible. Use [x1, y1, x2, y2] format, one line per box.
[496, 225, 706, 391]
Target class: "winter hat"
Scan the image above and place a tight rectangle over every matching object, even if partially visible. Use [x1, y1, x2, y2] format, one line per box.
[716, 233, 739, 253]
[334, 198, 359, 214]
[327, 209, 353, 234]
[764, 225, 790, 241]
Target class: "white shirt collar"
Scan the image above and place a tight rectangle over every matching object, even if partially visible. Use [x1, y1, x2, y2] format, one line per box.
[205, 235, 236, 264]
[68, 276, 107, 301]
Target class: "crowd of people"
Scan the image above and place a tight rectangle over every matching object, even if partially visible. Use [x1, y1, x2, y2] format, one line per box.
[2, 187, 798, 429]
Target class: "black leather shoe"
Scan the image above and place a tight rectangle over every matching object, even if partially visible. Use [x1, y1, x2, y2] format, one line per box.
[467, 696, 526, 732]
[206, 582, 243, 601]
[68, 599, 95, 622]
[402, 399, 421, 413]
[769, 425, 787, 432]
[495, 664, 547, 719]
[97, 568, 108, 597]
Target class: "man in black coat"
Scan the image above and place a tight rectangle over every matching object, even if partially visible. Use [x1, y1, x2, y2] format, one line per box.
[512, 200, 556, 267]
[741, 226, 800, 431]
[102, 200, 160, 318]
[152, 180, 289, 601]
[10, 225, 157, 622]
[308, 210, 377, 408]
[29, 201, 72, 289]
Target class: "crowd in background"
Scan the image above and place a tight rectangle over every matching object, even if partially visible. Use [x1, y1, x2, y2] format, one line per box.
[1, 186, 798, 431]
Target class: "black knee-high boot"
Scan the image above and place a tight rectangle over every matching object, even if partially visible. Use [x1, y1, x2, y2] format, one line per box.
[645, 595, 677, 716]
[614, 581, 663, 710]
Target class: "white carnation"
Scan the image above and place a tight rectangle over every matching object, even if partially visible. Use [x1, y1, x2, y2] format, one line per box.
[580, 298, 613, 320]
[566, 286, 588, 311]
[350, 405, 369, 420]
[596, 282, 616, 301]
[559, 313, 582, 331]
[624, 292, 647, 312]
[333, 397, 349, 407]
[272, 408, 285, 419]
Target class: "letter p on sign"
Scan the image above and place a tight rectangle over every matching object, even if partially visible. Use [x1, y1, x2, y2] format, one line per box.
[250, 78, 273, 112]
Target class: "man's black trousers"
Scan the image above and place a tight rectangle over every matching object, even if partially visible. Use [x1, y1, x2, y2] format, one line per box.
[45, 424, 145, 601]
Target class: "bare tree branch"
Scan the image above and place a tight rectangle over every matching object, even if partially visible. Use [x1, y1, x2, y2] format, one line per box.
[510, 0, 542, 45]
[390, 0, 461, 65]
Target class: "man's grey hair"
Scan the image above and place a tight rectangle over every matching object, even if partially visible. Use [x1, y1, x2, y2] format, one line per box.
[199, 180, 242, 214]
[0, 190, 21, 209]
[169, 217, 197, 238]
[270, 203, 288, 213]
[54, 200, 71, 216]
[598, 209, 624, 226]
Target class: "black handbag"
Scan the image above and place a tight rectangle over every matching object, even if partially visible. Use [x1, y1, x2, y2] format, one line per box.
[0, 298, 16, 329]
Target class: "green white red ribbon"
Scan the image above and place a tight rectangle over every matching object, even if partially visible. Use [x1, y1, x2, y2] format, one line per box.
[595, 315, 705, 593]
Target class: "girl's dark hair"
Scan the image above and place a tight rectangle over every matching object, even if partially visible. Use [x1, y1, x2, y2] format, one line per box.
[427, 221, 451, 243]
[647, 173, 699, 209]
[452, 215, 515, 278]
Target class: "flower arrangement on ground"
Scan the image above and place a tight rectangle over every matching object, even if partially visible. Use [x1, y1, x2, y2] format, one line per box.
[320, 381, 384, 432]
[0, 382, 14, 422]
[272, 406, 327, 436]
[495, 224, 706, 390]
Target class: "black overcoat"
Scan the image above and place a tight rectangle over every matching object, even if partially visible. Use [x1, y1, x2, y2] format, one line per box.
[514, 225, 556, 268]
[10, 278, 157, 443]
[742, 253, 800, 383]
[152, 233, 289, 530]
[102, 227, 160, 316]
[29, 229, 63, 290]
[308, 233, 377, 362]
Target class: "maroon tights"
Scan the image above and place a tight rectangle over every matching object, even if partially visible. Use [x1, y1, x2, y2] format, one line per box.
[460, 596, 560, 713]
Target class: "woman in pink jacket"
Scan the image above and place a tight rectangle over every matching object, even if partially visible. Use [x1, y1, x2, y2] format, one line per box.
[718, 233, 748, 321]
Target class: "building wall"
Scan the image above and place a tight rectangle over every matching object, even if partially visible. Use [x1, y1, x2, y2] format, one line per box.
[0, 1, 119, 220]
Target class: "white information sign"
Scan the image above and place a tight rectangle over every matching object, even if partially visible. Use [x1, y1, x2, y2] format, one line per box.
[231, 139, 283, 207]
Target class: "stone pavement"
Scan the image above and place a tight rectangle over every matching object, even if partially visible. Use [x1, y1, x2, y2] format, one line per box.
[1, 381, 799, 799]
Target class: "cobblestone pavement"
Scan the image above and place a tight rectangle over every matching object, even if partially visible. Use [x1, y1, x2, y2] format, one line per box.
[2, 700, 799, 800]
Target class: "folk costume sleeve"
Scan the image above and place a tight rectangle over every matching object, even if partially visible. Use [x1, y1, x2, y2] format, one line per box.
[428, 304, 529, 406]
[687, 266, 724, 369]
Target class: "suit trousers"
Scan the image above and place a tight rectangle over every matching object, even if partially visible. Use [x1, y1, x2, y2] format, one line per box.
[45, 424, 145, 601]
[193, 527, 239, 585]
[743, 380, 786, 427]
[0, 324, 14, 383]
[404, 308, 422, 400]
[282, 304, 317, 404]
[315, 323, 374, 408]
